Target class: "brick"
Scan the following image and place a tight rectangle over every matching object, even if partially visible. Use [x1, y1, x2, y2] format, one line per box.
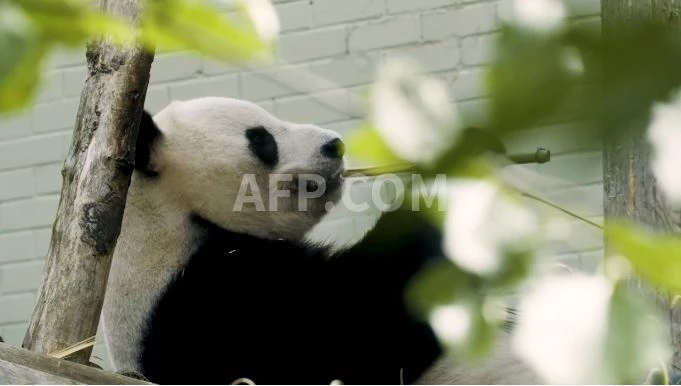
[422, 3, 498, 40]
[49, 47, 86, 68]
[241, 65, 311, 101]
[63, 67, 87, 97]
[33, 163, 63, 195]
[0, 168, 33, 201]
[0, 231, 34, 263]
[32, 228, 52, 260]
[0, 132, 70, 172]
[32, 98, 79, 133]
[0, 195, 59, 232]
[274, 89, 364, 124]
[543, 183, 603, 217]
[314, 0, 384, 26]
[384, 41, 460, 73]
[149, 53, 202, 84]
[169, 75, 239, 101]
[144, 85, 170, 114]
[527, 151, 602, 187]
[36, 71, 64, 103]
[243, 53, 377, 102]
[348, 16, 420, 52]
[310, 53, 379, 87]
[1, 323, 28, 347]
[278, 0, 313, 31]
[387, 0, 458, 13]
[0, 112, 31, 141]
[324, 119, 362, 137]
[0, 261, 44, 294]
[202, 59, 241, 76]
[0, 293, 35, 324]
[278, 27, 347, 62]
[462, 33, 497, 66]
[452, 67, 487, 100]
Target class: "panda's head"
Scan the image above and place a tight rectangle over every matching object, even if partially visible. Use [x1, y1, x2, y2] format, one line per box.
[135, 97, 346, 241]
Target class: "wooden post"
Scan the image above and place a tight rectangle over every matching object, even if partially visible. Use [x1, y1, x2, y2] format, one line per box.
[22, 0, 154, 364]
[602, 0, 681, 368]
[0, 342, 149, 384]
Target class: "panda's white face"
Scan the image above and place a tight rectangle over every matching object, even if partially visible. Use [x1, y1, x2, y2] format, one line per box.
[147, 97, 345, 240]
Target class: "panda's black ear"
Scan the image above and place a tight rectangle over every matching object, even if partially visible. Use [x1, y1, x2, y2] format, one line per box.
[135, 110, 163, 177]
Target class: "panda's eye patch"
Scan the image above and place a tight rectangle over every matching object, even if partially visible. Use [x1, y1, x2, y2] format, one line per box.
[245, 126, 279, 167]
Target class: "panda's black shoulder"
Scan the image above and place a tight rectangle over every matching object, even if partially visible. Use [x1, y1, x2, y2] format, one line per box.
[138, 215, 330, 384]
[139, 210, 443, 384]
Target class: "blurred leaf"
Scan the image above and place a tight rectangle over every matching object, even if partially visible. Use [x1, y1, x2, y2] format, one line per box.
[488, 250, 534, 291]
[142, 0, 271, 60]
[406, 259, 478, 317]
[0, 2, 38, 86]
[0, 41, 48, 111]
[19, 0, 135, 46]
[345, 124, 405, 166]
[602, 284, 670, 384]
[605, 221, 681, 294]
[487, 26, 577, 133]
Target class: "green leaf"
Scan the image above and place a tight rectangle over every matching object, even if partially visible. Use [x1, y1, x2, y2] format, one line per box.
[0, 41, 49, 112]
[20, 0, 135, 46]
[406, 258, 478, 317]
[602, 284, 670, 384]
[486, 26, 576, 133]
[0, 2, 38, 86]
[142, 0, 271, 61]
[605, 221, 681, 293]
[344, 124, 405, 166]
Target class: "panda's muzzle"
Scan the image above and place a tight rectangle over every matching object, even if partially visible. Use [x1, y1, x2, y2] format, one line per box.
[290, 169, 344, 196]
[321, 138, 345, 160]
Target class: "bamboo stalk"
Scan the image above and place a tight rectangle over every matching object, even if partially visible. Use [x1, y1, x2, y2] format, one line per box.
[343, 148, 552, 177]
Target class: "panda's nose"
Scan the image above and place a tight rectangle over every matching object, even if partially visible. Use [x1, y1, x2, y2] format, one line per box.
[321, 138, 345, 159]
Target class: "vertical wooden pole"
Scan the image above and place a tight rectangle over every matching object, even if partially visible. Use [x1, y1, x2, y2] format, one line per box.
[22, 0, 154, 364]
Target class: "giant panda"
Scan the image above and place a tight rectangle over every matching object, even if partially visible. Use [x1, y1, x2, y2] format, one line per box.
[101, 96, 540, 384]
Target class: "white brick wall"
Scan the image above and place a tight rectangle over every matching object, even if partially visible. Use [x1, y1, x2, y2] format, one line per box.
[0, 0, 603, 369]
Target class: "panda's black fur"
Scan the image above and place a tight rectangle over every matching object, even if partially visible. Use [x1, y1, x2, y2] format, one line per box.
[130, 109, 452, 384]
[139, 208, 445, 385]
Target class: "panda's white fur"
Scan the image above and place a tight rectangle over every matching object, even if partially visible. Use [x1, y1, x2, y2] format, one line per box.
[102, 97, 343, 374]
[102, 96, 540, 384]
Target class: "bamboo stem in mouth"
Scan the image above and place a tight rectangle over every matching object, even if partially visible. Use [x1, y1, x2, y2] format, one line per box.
[343, 148, 551, 177]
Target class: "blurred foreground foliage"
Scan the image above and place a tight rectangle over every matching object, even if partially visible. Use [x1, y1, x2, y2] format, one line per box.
[0, 0, 272, 112]
[347, 10, 681, 385]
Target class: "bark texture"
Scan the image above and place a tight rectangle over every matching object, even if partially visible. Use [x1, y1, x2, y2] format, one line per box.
[602, 0, 681, 368]
[0, 342, 149, 384]
[22, 0, 154, 364]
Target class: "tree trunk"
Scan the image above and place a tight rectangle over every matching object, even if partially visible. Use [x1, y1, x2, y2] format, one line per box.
[602, 0, 681, 369]
[22, 0, 154, 364]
